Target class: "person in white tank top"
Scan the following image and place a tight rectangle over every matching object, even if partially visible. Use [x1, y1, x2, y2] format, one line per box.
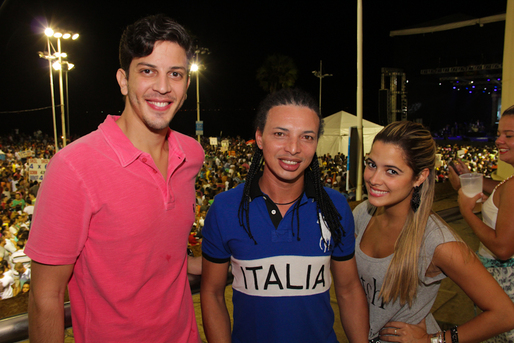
[450, 104, 514, 342]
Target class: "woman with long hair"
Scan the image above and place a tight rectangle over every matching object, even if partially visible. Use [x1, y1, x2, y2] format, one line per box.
[450, 104, 514, 342]
[354, 120, 514, 342]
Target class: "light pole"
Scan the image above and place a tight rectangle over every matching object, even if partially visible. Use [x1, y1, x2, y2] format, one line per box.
[312, 60, 332, 115]
[55, 35, 66, 147]
[54, 61, 74, 139]
[39, 29, 59, 153]
[191, 46, 209, 142]
[191, 58, 201, 143]
[41, 28, 78, 148]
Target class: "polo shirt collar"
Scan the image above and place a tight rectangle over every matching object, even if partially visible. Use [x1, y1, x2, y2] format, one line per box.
[99, 115, 178, 168]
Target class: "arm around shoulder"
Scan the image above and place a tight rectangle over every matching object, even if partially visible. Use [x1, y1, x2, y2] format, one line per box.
[187, 255, 202, 275]
[29, 261, 74, 343]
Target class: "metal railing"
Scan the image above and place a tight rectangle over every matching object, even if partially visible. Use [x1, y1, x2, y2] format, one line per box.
[0, 208, 460, 343]
[0, 274, 204, 343]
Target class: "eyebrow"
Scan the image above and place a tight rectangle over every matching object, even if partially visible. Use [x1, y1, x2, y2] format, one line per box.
[170, 66, 188, 72]
[135, 62, 156, 69]
[366, 157, 404, 173]
[135, 62, 187, 72]
[386, 165, 404, 173]
[273, 127, 317, 135]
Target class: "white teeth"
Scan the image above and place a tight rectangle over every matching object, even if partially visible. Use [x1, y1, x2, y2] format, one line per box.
[282, 160, 298, 165]
[371, 189, 388, 195]
[148, 101, 169, 108]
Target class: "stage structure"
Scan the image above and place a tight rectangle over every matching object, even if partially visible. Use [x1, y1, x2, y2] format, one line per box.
[379, 68, 408, 124]
[387, 12, 506, 128]
[421, 63, 503, 127]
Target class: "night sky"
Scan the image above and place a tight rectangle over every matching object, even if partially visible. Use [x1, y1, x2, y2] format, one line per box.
[0, 0, 509, 140]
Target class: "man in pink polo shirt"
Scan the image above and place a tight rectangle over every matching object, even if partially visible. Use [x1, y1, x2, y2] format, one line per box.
[25, 14, 203, 343]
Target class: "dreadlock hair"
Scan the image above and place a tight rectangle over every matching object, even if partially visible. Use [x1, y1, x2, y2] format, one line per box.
[238, 88, 346, 246]
[305, 153, 346, 247]
[238, 147, 264, 245]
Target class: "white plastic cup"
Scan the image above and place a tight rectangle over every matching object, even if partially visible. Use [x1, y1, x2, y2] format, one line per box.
[459, 173, 483, 202]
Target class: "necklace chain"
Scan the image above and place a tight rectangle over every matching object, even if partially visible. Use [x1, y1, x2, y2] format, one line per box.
[271, 192, 303, 206]
[494, 174, 514, 191]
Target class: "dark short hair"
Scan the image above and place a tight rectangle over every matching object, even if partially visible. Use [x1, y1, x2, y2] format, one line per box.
[254, 88, 324, 138]
[119, 14, 194, 75]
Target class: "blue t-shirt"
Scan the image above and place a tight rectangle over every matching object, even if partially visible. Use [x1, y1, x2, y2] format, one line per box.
[202, 178, 355, 343]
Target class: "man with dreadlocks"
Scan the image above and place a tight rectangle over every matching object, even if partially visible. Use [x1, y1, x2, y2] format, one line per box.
[201, 89, 368, 343]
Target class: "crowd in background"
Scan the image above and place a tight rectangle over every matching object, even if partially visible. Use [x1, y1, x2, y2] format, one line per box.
[435, 143, 498, 182]
[432, 120, 488, 139]
[0, 131, 500, 303]
[0, 162, 39, 300]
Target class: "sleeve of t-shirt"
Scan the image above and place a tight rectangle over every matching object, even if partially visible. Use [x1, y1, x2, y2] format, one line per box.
[25, 153, 93, 265]
[201, 201, 231, 263]
[352, 201, 369, 237]
[328, 189, 356, 261]
[419, 215, 459, 285]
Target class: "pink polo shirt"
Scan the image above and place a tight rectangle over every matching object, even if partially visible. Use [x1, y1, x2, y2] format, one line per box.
[26, 116, 203, 343]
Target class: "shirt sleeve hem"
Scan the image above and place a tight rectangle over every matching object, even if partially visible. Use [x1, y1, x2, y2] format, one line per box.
[331, 251, 355, 262]
[25, 248, 77, 266]
[202, 252, 230, 264]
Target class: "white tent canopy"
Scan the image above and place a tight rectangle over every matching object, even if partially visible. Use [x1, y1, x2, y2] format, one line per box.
[316, 111, 383, 157]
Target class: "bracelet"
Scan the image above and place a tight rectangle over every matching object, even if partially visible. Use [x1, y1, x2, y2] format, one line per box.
[450, 326, 459, 343]
[430, 332, 444, 343]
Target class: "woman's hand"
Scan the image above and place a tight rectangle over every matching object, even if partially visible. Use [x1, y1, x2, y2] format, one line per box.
[379, 321, 429, 343]
[457, 188, 485, 215]
[452, 158, 469, 175]
[448, 158, 469, 191]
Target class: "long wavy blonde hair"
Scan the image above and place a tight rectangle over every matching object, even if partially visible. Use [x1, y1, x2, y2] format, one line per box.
[374, 121, 436, 307]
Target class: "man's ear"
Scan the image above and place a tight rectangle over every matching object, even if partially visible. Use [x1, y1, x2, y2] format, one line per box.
[415, 168, 430, 187]
[255, 130, 263, 150]
[116, 69, 128, 96]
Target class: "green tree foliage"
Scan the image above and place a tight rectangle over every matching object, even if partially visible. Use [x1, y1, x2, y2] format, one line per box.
[256, 54, 298, 93]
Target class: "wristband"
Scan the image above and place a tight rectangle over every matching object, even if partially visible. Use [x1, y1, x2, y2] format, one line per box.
[450, 326, 459, 343]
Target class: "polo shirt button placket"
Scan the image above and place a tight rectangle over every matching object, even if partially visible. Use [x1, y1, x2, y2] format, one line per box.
[141, 156, 158, 174]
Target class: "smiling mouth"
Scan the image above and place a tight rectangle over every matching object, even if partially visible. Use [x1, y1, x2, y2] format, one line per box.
[369, 187, 388, 196]
[148, 101, 171, 108]
[281, 160, 299, 165]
